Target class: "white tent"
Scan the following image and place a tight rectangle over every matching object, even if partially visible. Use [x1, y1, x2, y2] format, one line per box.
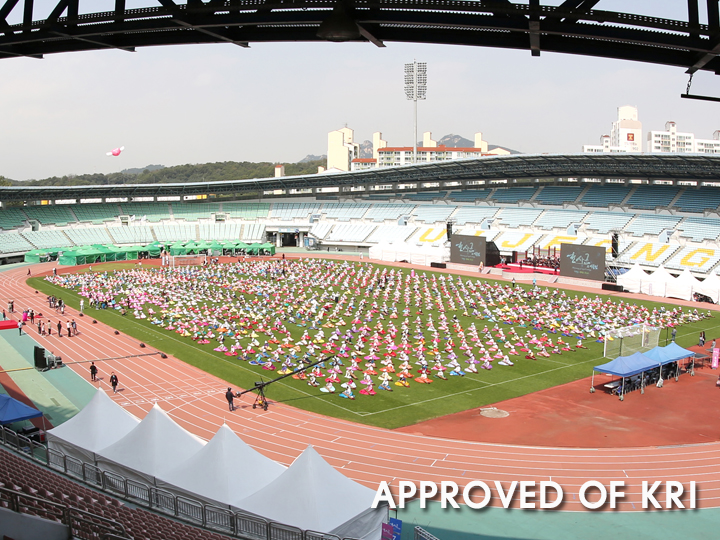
[369, 242, 447, 266]
[47, 388, 139, 464]
[640, 266, 674, 297]
[697, 273, 720, 303]
[617, 264, 647, 293]
[96, 404, 205, 485]
[156, 424, 285, 507]
[667, 268, 701, 301]
[235, 446, 387, 539]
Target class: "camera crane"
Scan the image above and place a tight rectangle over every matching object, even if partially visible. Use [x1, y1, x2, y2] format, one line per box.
[236, 355, 335, 411]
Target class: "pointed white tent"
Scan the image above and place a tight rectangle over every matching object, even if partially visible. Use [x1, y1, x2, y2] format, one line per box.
[47, 388, 139, 464]
[667, 268, 701, 301]
[96, 403, 205, 485]
[156, 424, 285, 506]
[235, 446, 387, 539]
[640, 266, 674, 297]
[617, 264, 646, 293]
[697, 272, 720, 303]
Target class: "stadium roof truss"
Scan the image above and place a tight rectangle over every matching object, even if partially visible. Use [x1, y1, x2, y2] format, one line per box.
[1, 0, 720, 77]
[3, 154, 720, 203]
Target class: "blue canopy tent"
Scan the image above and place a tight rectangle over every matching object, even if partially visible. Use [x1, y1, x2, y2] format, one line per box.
[644, 343, 696, 381]
[591, 352, 659, 400]
[0, 394, 43, 425]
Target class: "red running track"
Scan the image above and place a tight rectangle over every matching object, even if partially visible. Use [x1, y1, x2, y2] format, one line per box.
[2, 261, 719, 511]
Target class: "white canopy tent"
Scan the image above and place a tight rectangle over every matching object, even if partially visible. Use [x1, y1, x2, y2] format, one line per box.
[616, 263, 646, 293]
[640, 265, 674, 297]
[95, 403, 205, 485]
[368, 242, 447, 267]
[47, 388, 139, 464]
[156, 423, 286, 507]
[697, 272, 720, 303]
[235, 446, 387, 539]
[667, 268, 702, 301]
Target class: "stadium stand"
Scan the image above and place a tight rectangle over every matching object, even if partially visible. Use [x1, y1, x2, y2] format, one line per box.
[664, 245, 720, 273]
[321, 203, 370, 221]
[578, 184, 631, 207]
[447, 189, 492, 202]
[23, 206, 75, 226]
[153, 223, 197, 242]
[625, 241, 680, 267]
[0, 232, 35, 253]
[171, 203, 220, 221]
[673, 188, 720, 213]
[241, 223, 266, 242]
[119, 203, 170, 222]
[582, 211, 634, 234]
[412, 205, 456, 223]
[626, 185, 681, 210]
[533, 209, 588, 230]
[496, 207, 543, 228]
[21, 230, 72, 249]
[269, 203, 321, 220]
[625, 214, 682, 237]
[365, 225, 417, 244]
[533, 185, 584, 205]
[71, 204, 120, 224]
[451, 206, 499, 225]
[364, 204, 413, 222]
[404, 191, 446, 201]
[199, 223, 243, 241]
[676, 217, 720, 243]
[64, 227, 114, 246]
[490, 186, 537, 203]
[309, 222, 333, 240]
[221, 202, 270, 219]
[0, 207, 27, 230]
[107, 225, 155, 245]
[325, 223, 376, 243]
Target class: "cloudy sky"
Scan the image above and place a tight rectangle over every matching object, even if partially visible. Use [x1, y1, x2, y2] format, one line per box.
[1, 0, 719, 180]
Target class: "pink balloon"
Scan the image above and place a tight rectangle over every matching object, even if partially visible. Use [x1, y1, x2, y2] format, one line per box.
[106, 146, 125, 156]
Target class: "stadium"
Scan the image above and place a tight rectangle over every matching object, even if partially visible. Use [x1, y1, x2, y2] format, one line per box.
[2, 152, 720, 540]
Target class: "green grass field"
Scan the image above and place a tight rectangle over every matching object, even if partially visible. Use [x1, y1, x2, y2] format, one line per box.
[28, 261, 720, 429]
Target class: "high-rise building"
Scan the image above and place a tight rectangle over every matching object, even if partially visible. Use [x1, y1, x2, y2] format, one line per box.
[646, 121, 720, 154]
[327, 127, 360, 172]
[583, 105, 642, 153]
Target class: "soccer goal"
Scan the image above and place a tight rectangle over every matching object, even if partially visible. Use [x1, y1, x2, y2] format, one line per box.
[171, 254, 207, 268]
[603, 323, 661, 358]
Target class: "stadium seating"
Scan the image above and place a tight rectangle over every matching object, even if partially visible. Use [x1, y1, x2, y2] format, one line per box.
[447, 189, 492, 202]
[22, 206, 75, 227]
[411, 205, 456, 223]
[364, 204, 413, 222]
[582, 211, 633, 234]
[64, 227, 114, 246]
[625, 241, 680, 267]
[21, 230, 72, 249]
[489, 186, 537, 203]
[0, 232, 35, 253]
[533, 185, 584, 205]
[324, 224, 376, 243]
[626, 185, 680, 210]
[673, 188, 720, 213]
[198, 223, 243, 241]
[664, 245, 720, 273]
[241, 223, 266, 242]
[221, 202, 270, 219]
[451, 206, 499, 225]
[0, 208, 27, 230]
[171, 203, 219, 221]
[119, 203, 171, 222]
[533, 209, 587, 230]
[365, 225, 417, 244]
[578, 184, 631, 207]
[321, 203, 370, 221]
[496, 207, 542, 228]
[70, 204, 120, 224]
[269, 203, 321, 220]
[107, 226, 155, 245]
[153, 223, 197, 242]
[404, 191, 446, 201]
[676, 217, 720, 243]
[309, 222, 333, 240]
[625, 214, 682, 237]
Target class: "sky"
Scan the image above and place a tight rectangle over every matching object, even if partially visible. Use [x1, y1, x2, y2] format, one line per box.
[1, 1, 720, 181]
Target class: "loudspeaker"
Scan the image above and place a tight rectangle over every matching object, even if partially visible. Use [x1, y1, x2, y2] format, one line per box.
[602, 283, 624, 292]
[34, 346, 47, 370]
[430, 262, 447, 269]
[611, 233, 619, 258]
[446, 222, 453, 240]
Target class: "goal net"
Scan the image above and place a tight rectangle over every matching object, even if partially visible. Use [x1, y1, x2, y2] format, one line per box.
[171, 254, 207, 268]
[603, 323, 661, 358]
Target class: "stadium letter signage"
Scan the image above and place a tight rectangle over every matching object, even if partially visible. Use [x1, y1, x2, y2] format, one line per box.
[450, 234, 486, 265]
[559, 244, 605, 281]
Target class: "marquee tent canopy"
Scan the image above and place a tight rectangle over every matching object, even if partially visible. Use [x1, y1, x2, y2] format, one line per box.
[0, 394, 43, 425]
[47, 388, 139, 463]
[157, 423, 286, 507]
[593, 351, 658, 378]
[642, 342, 695, 364]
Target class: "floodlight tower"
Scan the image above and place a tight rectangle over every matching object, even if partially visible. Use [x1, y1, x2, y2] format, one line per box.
[404, 61, 427, 165]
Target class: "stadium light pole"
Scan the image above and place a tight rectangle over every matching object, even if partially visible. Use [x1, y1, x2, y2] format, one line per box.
[404, 61, 427, 165]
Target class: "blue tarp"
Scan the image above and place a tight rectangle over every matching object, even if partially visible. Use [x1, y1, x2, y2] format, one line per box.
[0, 394, 43, 425]
[593, 352, 658, 378]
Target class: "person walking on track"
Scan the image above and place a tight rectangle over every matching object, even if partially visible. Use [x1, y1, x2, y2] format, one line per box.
[225, 387, 235, 411]
[90, 362, 98, 382]
[110, 372, 119, 393]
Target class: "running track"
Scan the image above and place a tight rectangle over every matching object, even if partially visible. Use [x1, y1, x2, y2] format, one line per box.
[2, 261, 719, 512]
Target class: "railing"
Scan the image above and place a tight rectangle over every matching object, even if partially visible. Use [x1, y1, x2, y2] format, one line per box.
[0, 486, 129, 540]
[415, 526, 442, 540]
[0, 425, 363, 540]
